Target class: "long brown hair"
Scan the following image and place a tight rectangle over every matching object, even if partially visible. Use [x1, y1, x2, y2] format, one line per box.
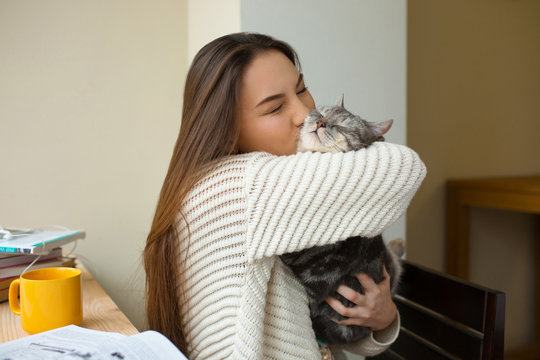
[143, 33, 300, 355]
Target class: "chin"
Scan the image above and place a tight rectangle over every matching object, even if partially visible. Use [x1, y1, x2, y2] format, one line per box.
[272, 143, 298, 156]
[297, 133, 324, 152]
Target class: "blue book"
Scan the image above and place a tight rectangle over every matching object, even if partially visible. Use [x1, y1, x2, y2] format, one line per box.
[0, 230, 85, 255]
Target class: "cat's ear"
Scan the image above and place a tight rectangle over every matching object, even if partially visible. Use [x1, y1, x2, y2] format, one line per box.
[335, 94, 344, 107]
[369, 119, 393, 137]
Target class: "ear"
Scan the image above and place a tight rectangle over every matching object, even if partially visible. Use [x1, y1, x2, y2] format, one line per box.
[369, 119, 393, 137]
[335, 94, 344, 107]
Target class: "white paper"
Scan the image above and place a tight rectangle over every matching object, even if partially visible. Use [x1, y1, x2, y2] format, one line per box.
[0, 325, 188, 360]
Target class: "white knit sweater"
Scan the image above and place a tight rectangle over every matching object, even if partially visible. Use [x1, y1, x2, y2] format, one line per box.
[177, 142, 426, 359]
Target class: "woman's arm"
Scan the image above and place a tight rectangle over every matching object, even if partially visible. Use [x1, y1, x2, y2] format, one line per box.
[244, 142, 426, 262]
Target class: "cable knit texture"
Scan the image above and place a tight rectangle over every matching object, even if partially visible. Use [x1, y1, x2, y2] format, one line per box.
[177, 142, 426, 359]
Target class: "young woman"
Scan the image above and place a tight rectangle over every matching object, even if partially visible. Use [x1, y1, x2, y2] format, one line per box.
[144, 32, 425, 359]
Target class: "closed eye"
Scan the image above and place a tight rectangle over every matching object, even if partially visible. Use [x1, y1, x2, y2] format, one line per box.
[268, 104, 283, 114]
[267, 85, 307, 115]
[333, 125, 347, 133]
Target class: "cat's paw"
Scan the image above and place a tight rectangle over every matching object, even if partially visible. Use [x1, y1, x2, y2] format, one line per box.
[388, 238, 406, 258]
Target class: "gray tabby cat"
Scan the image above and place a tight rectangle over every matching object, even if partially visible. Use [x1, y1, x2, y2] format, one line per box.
[280, 95, 404, 344]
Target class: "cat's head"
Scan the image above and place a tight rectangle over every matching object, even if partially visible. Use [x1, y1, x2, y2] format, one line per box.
[297, 94, 393, 153]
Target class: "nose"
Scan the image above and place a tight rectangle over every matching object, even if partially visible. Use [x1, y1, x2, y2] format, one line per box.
[317, 120, 326, 129]
[292, 97, 313, 127]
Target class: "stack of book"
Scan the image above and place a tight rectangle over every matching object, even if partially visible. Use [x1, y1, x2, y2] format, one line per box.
[0, 229, 85, 302]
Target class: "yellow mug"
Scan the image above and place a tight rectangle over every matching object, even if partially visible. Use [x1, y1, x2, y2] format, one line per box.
[9, 267, 83, 334]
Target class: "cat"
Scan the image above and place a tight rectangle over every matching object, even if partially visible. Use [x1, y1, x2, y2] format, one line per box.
[280, 95, 405, 344]
[296, 95, 393, 153]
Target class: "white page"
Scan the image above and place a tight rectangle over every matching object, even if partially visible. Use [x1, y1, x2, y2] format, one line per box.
[127, 331, 189, 360]
[0, 325, 188, 360]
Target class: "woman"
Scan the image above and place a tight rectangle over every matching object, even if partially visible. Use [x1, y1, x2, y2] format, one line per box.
[144, 32, 425, 359]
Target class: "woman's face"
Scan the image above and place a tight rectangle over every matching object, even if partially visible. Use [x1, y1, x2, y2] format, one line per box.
[236, 50, 315, 156]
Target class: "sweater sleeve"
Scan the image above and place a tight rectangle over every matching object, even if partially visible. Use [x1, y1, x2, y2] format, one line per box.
[244, 142, 426, 263]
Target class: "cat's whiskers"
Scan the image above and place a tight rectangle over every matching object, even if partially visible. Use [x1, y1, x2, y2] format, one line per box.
[321, 131, 342, 152]
[330, 142, 342, 151]
[328, 140, 346, 152]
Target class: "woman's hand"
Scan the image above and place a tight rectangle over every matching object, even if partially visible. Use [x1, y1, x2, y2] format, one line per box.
[325, 266, 397, 331]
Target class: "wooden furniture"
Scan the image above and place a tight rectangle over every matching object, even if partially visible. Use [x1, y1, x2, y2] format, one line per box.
[445, 176, 540, 279]
[445, 175, 540, 357]
[370, 260, 506, 360]
[0, 263, 138, 342]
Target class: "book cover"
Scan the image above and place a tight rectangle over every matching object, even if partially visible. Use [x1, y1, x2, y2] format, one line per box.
[0, 230, 85, 255]
[0, 256, 75, 278]
[0, 248, 63, 269]
[0, 258, 76, 302]
[0, 275, 18, 289]
[0, 276, 18, 302]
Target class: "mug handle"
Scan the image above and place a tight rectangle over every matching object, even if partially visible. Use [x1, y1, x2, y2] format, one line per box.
[9, 279, 21, 316]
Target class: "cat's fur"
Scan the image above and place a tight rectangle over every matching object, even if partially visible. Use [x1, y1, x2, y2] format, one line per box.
[280, 95, 404, 344]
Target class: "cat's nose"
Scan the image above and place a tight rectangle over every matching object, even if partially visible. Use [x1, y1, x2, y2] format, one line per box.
[317, 120, 326, 129]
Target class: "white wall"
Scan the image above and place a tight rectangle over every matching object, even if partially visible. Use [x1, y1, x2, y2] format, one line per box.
[0, 0, 187, 330]
[241, 0, 408, 244]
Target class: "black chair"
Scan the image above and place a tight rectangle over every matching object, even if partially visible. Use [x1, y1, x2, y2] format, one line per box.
[370, 260, 505, 360]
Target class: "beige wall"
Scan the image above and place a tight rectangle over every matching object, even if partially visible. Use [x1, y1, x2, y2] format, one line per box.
[188, 0, 240, 62]
[407, 0, 540, 350]
[0, 1, 188, 330]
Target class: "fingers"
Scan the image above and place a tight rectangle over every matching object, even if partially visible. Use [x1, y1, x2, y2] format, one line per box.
[333, 267, 391, 309]
[325, 295, 370, 326]
[326, 267, 395, 328]
[356, 273, 377, 294]
[355, 266, 391, 294]
[335, 284, 364, 306]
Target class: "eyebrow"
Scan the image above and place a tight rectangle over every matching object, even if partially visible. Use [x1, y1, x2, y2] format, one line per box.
[255, 73, 304, 108]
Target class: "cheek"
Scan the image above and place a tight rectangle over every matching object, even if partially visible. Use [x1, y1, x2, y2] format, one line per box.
[265, 116, 298, 153]
[321, 131, 348, 152]
[238, 115, 297, 155]
[333, 134, 349, 151]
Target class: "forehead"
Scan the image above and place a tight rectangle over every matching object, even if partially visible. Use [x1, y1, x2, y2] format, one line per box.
[240, 50, 299, 104]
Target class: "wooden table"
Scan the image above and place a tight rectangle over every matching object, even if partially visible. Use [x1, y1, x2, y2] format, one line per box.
[0, 263, 138, 342]
[445, 175, 540, 358]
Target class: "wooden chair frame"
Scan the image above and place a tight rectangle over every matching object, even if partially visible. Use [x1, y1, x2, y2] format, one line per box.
[370, 260, 505, 360]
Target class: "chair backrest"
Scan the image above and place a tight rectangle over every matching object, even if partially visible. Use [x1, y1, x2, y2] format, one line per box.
[370, 260, 505, 360]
